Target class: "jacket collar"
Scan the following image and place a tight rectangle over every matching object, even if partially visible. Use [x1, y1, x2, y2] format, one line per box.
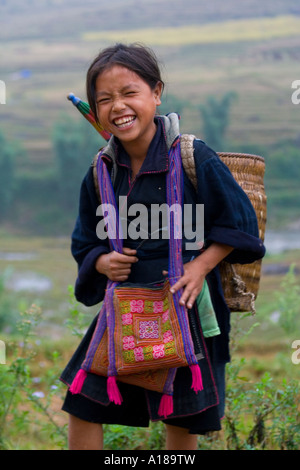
[100, 113, 180, 177]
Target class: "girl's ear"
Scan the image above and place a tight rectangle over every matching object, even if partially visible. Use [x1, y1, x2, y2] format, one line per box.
[154, 81, 163, 106]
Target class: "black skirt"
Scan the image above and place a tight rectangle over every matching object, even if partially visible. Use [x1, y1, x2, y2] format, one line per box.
[60, 305, 226, 435]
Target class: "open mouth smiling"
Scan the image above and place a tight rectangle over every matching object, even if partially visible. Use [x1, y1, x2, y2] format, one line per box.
[113, 115, 136, 129]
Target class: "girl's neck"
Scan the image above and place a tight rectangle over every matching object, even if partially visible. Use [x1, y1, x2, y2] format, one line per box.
[123, 141, 147, 162]
[124, 144, 147, 180]
[120, 121, 158, 170]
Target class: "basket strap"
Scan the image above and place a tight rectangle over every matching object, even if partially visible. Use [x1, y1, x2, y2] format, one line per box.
[180, 134, 197, 191]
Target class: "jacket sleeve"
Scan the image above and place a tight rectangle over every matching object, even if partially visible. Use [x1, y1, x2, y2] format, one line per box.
[193, 140, 265, 264]
[71, 165, 109, 306]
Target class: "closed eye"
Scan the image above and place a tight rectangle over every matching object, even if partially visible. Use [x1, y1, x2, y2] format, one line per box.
[97, 97, 110, 104]
[125, 91, 137, 96]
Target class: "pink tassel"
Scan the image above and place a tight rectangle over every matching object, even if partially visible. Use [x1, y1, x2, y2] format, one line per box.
[158, 394, 174, 418]
[190, 364, 203, 392]
[107, 376, 123, 405]
[69, 369, 87, 394]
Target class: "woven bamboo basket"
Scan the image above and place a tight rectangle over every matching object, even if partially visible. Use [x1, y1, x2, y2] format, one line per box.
[217, 152, 267, 313]
[180, 135, 267, 314]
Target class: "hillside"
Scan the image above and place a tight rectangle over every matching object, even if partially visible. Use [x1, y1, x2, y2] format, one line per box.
[2, 0, 300, 38]
[1, 0, 300, 232]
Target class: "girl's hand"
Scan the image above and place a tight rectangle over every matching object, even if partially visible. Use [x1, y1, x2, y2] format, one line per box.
[164, 242, 234, 309]
[95, 247, 138, 282]
[163, 257, 206, 309]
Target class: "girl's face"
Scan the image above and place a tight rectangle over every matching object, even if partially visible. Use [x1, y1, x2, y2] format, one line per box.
[95, 65, 162, 152]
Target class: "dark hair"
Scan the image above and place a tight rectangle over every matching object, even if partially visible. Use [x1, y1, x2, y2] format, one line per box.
[86, 43, 164, 121]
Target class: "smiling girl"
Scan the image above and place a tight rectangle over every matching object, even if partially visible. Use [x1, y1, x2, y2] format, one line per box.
[60, 43, 265, 450]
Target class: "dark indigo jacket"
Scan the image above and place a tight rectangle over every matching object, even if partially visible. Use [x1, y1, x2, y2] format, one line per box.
[70, 114, 265, 363]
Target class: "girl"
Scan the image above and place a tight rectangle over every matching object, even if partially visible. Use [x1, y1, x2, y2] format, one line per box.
[60, 43, 265, 450]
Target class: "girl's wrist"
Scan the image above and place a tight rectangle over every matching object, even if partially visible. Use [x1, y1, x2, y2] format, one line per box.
[95, 253, 109, 275]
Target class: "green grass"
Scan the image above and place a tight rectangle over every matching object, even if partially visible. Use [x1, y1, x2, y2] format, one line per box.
[0, 235, 96, 336]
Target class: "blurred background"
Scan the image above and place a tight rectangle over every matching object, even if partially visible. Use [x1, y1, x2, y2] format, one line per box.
[0, 0, 299, 450]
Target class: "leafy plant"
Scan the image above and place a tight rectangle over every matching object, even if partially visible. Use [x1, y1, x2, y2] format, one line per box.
[0, 267, 19, 333]
[64, 285, 93, 338]
[0, 304, 67, 450]
[276, 263, 300, 335]
[224, 284, 300, 450]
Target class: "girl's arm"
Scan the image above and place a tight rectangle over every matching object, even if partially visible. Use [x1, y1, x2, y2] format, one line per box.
[168, 242, 234, 309]
[71, 166, 111, 306]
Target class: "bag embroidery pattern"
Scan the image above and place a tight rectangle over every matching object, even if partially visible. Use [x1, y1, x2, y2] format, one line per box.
[111, 282, 188, 375]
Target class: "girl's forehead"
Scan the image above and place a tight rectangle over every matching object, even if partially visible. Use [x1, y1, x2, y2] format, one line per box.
[95, 65, 154, 98]
[96, 65, 142, 87]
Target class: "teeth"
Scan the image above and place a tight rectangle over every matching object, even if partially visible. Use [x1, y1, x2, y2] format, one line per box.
[114, 116, 135, 127]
